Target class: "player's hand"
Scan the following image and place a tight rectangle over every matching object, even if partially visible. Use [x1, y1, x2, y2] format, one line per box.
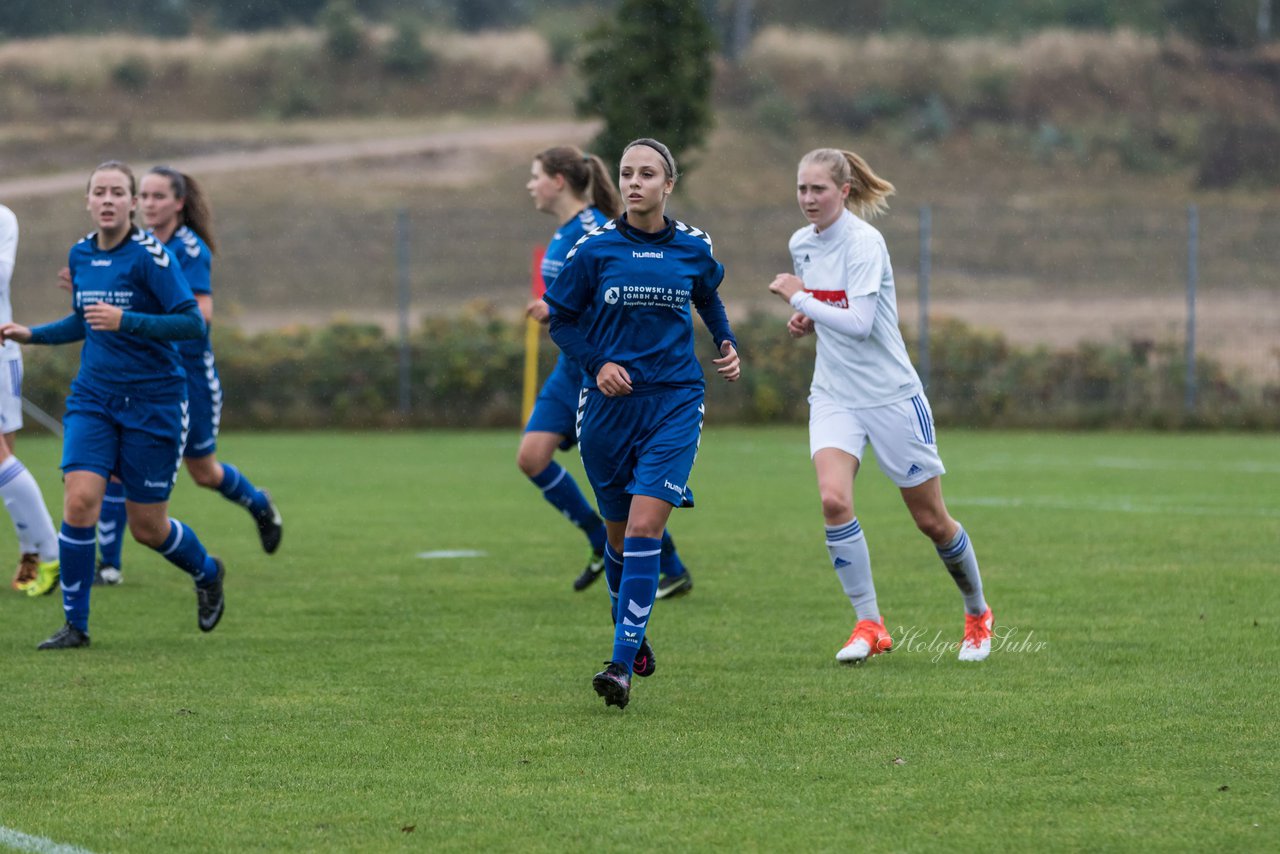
[596, 362, 632, 397]
[57, 266, 73, 292]
[713, 341, 740, 382]
[83, 301, 124, 331]
[768, 273, 805, 302]
[787, 312, 814, 338]
[525, 299, 550, 324]
[0, 323, 32, 345]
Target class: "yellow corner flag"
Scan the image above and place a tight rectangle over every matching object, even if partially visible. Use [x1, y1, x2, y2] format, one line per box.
[521, 246, 546, 425]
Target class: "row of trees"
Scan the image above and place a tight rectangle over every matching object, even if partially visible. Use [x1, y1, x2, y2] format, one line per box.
[2, 0, 1274, 47]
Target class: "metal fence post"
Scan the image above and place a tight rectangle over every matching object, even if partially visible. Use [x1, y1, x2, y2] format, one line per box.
[1185, 204, 1198, 413]
[396, 208, 411, 415]
[918, 205, 932, 391]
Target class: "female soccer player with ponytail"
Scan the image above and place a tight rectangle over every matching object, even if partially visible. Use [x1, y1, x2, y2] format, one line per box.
[547, 138, 740, 709]
[0, 161, 228, 649]
[521, 145, 692, 596]
[91, 167, 281, 585]
[768, 147, 993, 664]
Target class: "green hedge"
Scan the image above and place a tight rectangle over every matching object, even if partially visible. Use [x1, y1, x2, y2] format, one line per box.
[19, 313, 1279, 431]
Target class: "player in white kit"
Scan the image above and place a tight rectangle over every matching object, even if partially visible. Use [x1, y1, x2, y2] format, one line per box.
[0, 203, 60, 596]
[768, 148, 993, 664]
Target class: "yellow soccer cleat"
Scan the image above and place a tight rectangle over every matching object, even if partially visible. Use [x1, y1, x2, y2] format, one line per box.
[25, 560, 60, 597]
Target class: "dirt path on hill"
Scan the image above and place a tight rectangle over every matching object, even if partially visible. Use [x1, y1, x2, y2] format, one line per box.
[0, 119, 597, 199]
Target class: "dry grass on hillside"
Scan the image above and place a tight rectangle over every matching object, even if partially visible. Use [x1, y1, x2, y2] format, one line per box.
[745, 26, 1279, 124]
[0, 27, 559, 121]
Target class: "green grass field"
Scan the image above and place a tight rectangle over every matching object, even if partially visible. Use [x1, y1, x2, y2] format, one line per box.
[1, 429, 1276, 852]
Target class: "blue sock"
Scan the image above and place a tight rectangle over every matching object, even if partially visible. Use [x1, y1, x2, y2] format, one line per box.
[157, 519, 218, 585]
[217, 463, 269, 518]
[659, 529, 686, 579]
[611, 536, 661, 673]
[98, 480, 126, 569]
[58, 523, 97, 632]
[603, 541, 624, 623]
[530, 462, 607, 554]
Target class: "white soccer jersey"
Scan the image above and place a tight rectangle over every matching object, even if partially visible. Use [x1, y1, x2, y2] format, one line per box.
[789, 208, 920, 407]
[0, 205, 22, 361]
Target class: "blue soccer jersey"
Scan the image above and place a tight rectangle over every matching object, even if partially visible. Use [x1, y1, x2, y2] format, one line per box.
[542, 207, 609, 292]
[525, 207, 610, 441]
[66, 225, 196, 398]
[163, 225, 212, 360]
[541, 206, 609, 382]
[545, 214, 735, 392]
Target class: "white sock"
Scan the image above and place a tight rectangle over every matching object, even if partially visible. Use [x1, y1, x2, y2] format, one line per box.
[826, 518, 878, 622]
[0, 456, 59, 562]
[937, 525, 987, 616]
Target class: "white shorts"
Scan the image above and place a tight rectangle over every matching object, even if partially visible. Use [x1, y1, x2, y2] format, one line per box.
[0, 358, 22, 434]
[808, 391, 945, 488]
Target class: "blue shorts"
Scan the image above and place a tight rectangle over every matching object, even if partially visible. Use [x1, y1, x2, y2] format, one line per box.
[183, 350, 222, 459]
[61, 384, 188, 504]
[524, 356, 583, 451]
[577, 384, 704, 522]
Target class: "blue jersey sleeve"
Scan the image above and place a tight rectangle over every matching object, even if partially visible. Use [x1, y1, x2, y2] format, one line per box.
[691, 256, 734, 351]
[181, 245, 211, 296]
[141, 245, 198, 315]
[545, 247, 607, 377]
[28, 313, 87, 346]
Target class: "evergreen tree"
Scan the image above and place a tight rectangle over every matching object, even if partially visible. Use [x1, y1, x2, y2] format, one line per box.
[576, 0, 716, 169]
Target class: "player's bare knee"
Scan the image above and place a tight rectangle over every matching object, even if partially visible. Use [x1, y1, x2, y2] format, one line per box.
[128, 517, 167, 548]
[190, 467, 221, 489]
[819, 491, 851, 522]
[914, 512, 952, 543]
[63, 495, 101, 527]
[516, 447, 547, 478]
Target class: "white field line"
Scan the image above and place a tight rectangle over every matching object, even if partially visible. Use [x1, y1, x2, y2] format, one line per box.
[962, 455, 1280, 476]
[417, 550, 487, 559]
[0, 826, 96, 854]
[951, 495, 1279, 518]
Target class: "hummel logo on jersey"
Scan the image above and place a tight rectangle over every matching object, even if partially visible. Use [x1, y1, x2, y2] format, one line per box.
[833, 557, 852, 568]
[632, 250, 663, 259]
[604, 287, 620, 304]
[91, 259, 112, 267]
[907, 464, 922, 476]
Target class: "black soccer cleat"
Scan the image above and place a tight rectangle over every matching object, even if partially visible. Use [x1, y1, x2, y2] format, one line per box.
[592, 662, 631, 709]
[633, 636, 656, 678]
[655, 570, 693, 600]
[255, 490, 283, 555]
[573, 549, 605, 592]
[37, 622, 90, 651]
[196, 558, 226, 633]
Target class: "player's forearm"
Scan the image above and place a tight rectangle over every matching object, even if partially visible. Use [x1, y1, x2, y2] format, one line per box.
[28, 313, 87, 345]
[118, 304, 206, 341]
[548, 314, 606, 377]
[692, 291, 736, 352]
[790, 291, 876, 341]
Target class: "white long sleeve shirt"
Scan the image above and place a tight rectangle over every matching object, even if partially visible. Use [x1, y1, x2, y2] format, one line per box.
[788, 208, 921, 407]
[0, 205, 22, 361]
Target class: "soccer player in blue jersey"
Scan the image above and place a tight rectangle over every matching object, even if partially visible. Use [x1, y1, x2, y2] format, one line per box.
[89, 167, 281, 586]
[545, 138, 741, 709]
[0, 161, 227, 650]
[521, 145, 693, 597]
